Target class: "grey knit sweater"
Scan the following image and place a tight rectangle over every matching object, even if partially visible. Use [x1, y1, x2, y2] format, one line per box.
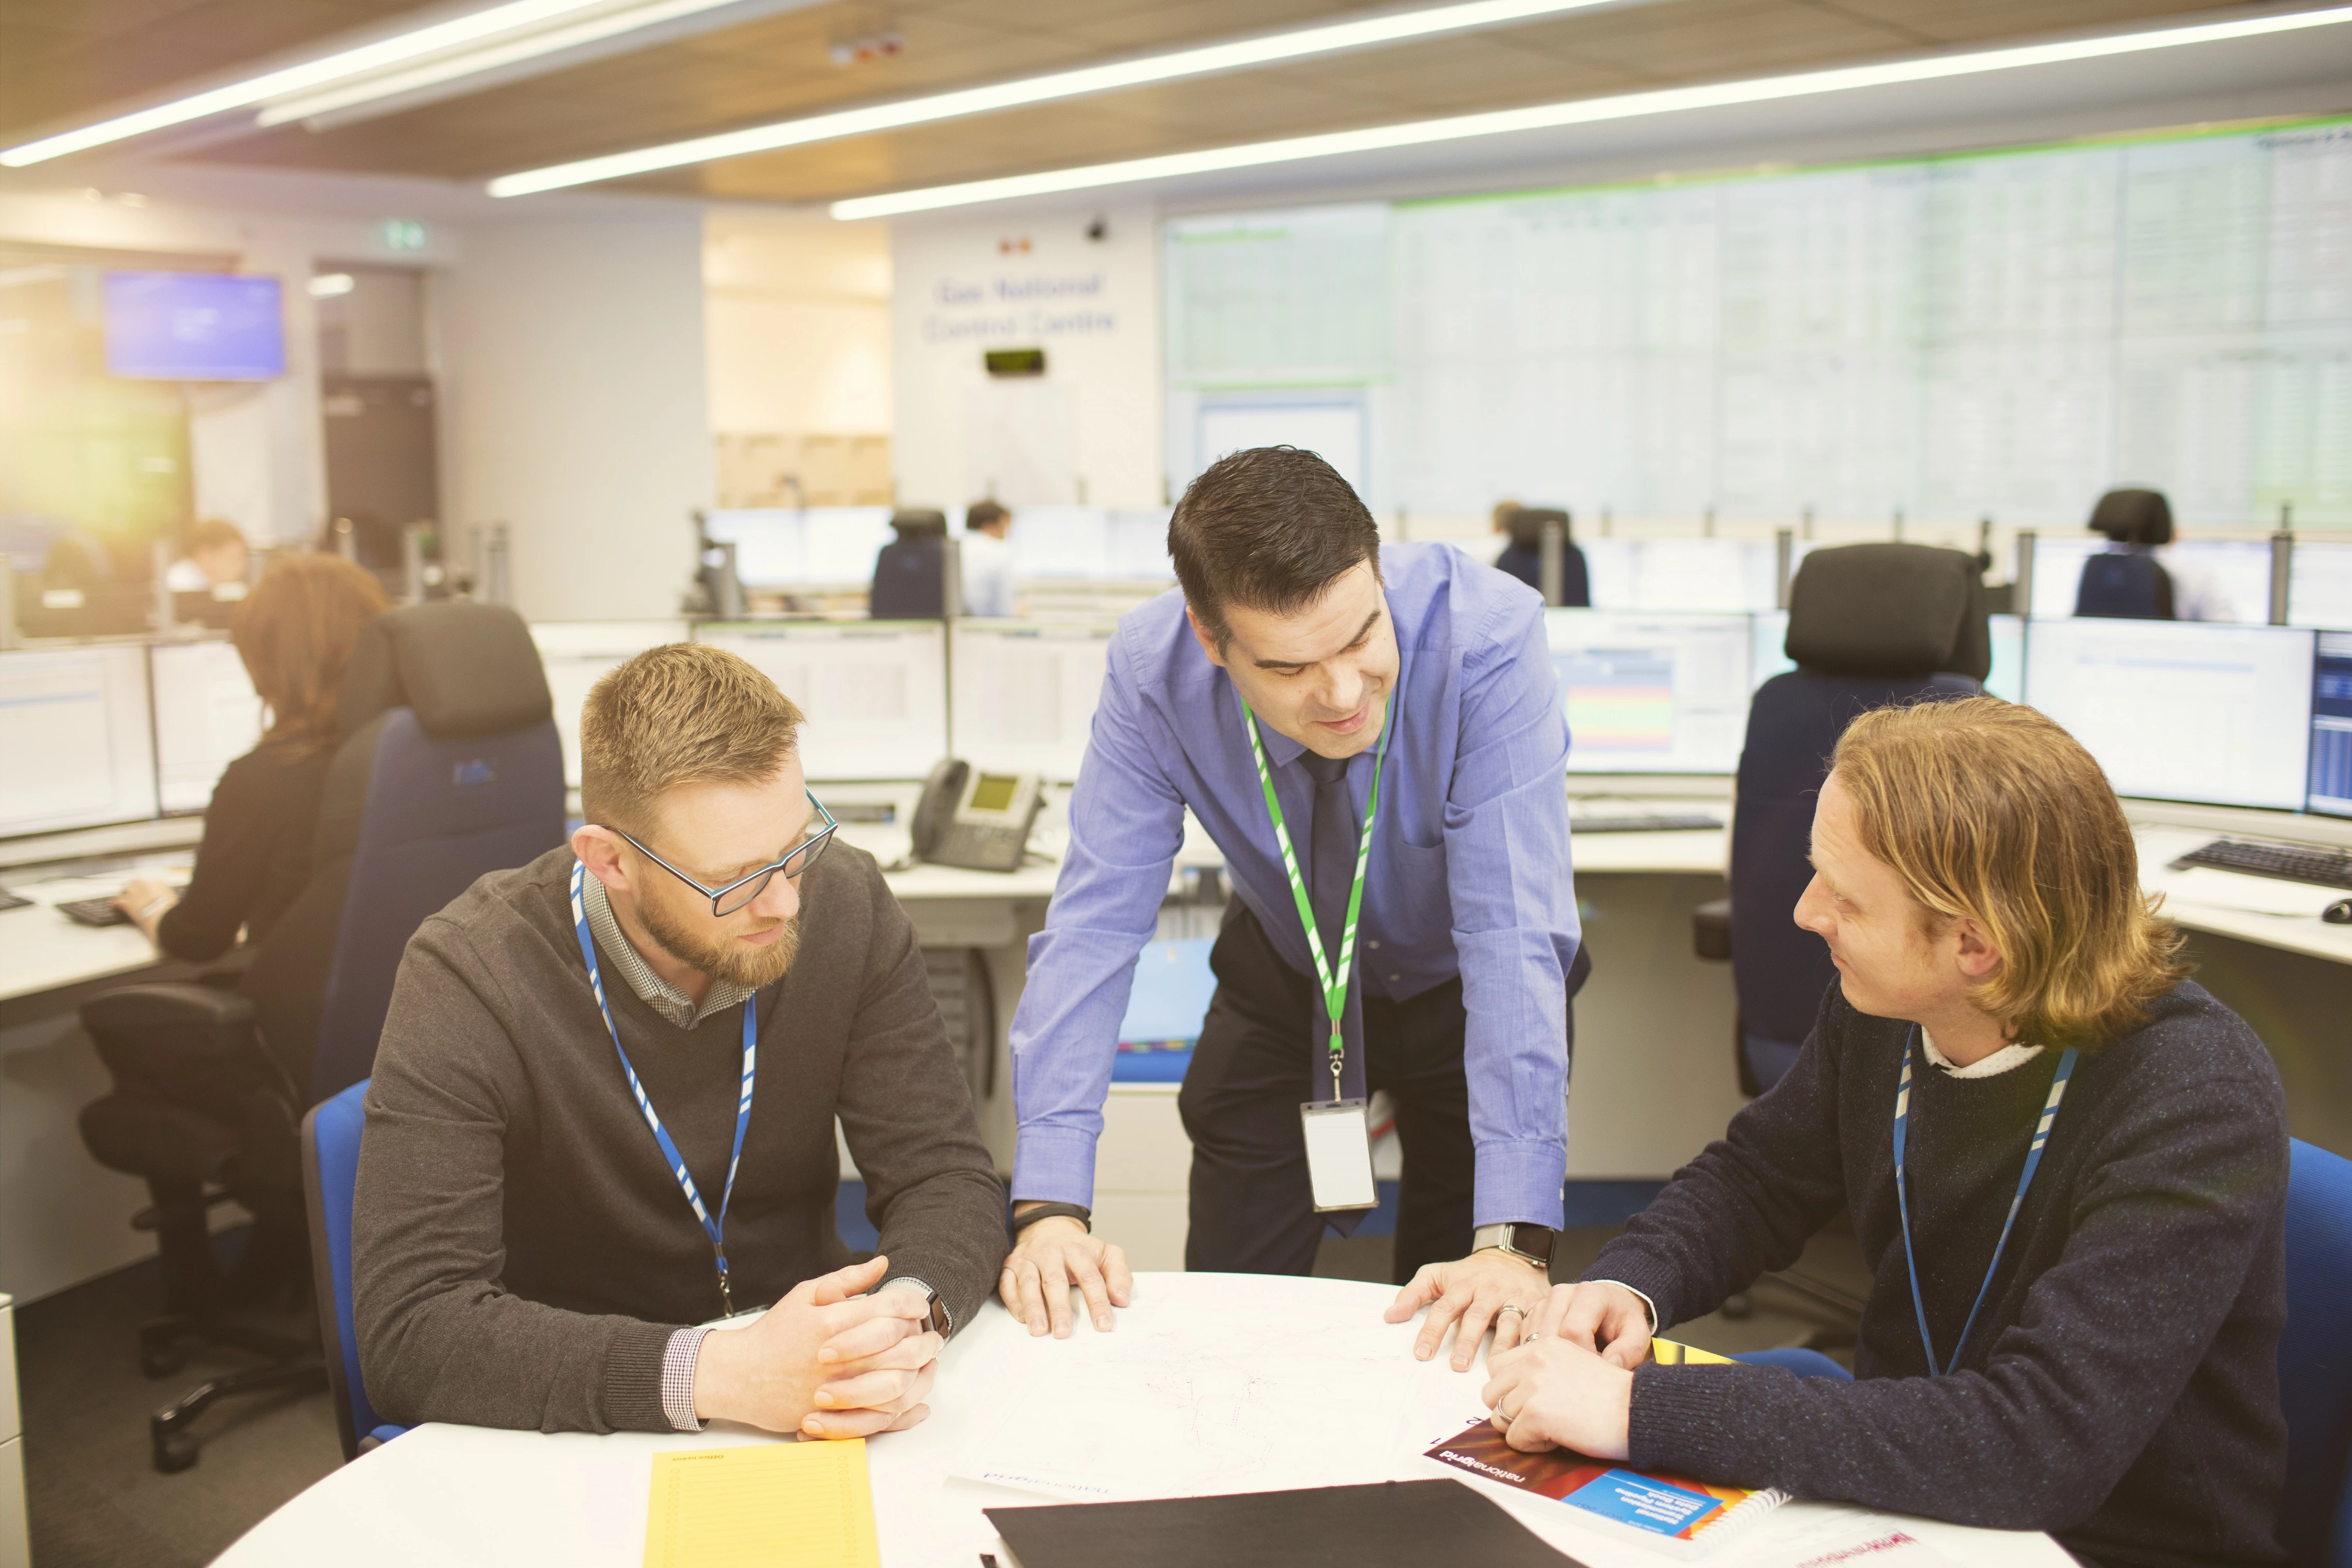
[1586, 980, 2290, 1568]
[353, 844, 1007, 1433]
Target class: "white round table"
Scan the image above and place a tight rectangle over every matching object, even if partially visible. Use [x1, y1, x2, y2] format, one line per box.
[213, 1274, 2069, 1568]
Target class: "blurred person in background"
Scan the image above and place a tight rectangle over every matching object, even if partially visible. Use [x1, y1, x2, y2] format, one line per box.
[962, 499, 1017, 618]
[115, 554, 390, 956]
[166, 516, 251, 594]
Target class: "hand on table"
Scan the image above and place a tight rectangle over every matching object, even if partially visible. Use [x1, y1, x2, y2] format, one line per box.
[1384, 1248, 1550, 1371]
[999, 1210, 1131, 1338]
[692, 1255, 942, 1439]
[1482, 1333, 1634, 1460]
[1533, 1279, 1654, 1369]
[113, 876, 177, 943]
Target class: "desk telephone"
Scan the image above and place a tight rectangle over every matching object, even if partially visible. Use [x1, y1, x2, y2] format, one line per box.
[911, 759, 1045, 873]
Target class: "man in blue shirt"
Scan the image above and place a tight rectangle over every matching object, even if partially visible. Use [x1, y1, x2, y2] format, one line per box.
[1001, 447, 1586, 1367]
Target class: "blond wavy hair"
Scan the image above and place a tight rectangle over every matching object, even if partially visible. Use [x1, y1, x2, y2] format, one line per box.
[1831, 697, 2186, 1051]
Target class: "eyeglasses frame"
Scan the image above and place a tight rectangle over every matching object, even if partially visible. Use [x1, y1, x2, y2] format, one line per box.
[605, 789, 838, 918]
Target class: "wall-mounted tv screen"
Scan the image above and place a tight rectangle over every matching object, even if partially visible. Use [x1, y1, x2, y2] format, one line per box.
[102, 271, 285, 381]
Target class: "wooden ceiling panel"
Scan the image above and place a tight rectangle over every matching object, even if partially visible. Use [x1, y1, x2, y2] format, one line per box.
[4, 0, 2282, 204]
[0, 0, 436, 143]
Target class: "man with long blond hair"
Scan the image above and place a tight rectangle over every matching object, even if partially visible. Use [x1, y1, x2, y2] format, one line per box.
[1481, 698, 2290, 1568]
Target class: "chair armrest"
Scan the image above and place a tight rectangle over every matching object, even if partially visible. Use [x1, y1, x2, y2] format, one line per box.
[82, 982, 255, 1031]
[1692, 898, 1732, 962]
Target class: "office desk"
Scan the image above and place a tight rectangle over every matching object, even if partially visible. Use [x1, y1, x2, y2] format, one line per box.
[210, 1273, 2066, 1568]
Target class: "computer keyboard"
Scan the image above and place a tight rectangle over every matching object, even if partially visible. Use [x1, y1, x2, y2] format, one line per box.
[57, 897, 131, 927]
[1571, 813, 1725, 834]
[2171, 838, 2352, 890]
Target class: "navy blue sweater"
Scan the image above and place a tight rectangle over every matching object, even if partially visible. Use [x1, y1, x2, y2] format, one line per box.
[1586, 981, 2290, 1568]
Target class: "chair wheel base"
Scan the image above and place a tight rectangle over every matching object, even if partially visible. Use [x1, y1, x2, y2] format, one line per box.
[151, 1425, 200, 1473]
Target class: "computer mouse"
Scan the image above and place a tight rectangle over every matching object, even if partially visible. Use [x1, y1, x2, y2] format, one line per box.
[2326, 898, 2352, 925]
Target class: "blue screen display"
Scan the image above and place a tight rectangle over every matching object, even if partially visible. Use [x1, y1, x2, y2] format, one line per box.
[102, 271, 285, 381]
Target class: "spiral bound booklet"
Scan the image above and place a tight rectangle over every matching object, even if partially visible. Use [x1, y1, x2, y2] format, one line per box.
[1423, 1419, 1789, 1557]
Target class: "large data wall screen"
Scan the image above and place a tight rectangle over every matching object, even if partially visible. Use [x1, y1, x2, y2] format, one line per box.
[1166, 121, 2352, 526]
[2024, 620, 2315, 811]
[0, 646, 160, 837]
[1548, 611, 1751, 773]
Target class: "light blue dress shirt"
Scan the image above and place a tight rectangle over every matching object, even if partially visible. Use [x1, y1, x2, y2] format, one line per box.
[1009, 542, 1581, 1228]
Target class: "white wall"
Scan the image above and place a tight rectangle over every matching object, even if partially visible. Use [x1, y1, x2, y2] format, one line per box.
[0, 185, 458, 546]
[438, 211, 713, 621]
[890, 202, 1160, 510]
[705, 208, 890, 435]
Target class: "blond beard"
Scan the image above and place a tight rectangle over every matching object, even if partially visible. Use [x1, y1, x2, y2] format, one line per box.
[638, 891, 803, 991]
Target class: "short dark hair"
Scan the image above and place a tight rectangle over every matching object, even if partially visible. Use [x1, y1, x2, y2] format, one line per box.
[1168, 447, 1380, 644]
[966, 499, 1008, 531]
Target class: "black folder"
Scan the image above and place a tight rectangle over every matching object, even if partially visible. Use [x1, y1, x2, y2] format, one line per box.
[985, 1478, 1583, 1568]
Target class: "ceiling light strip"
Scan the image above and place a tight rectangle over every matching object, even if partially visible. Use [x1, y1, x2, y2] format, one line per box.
[825, 4, 2352, 220]
[484, 0, 1647, 197]
[0, 0, 734, 166]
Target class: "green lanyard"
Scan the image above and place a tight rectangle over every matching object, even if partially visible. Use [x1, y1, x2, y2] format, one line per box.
[1239, 688, 1398, 1103]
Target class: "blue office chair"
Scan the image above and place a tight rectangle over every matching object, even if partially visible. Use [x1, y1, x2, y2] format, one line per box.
[1696, 544, 1988, 1094]
[2281, 1138, 2352, 1568]
[870, 508, 949, 619]
[2074, 488, 2177, 621]
[77, 600, 564, 1470]
[303, 1079, 406, 1460]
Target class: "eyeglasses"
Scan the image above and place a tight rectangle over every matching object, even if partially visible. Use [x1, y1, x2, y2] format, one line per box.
[610, 791, 838, 918]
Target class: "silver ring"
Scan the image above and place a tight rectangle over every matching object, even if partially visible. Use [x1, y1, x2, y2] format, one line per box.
[1496, 1304, 1523, 1316]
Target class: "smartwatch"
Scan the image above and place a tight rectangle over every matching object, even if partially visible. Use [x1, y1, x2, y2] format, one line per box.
[1471, 1222, 1556, 1272]
[878, 1276, 951, 1335]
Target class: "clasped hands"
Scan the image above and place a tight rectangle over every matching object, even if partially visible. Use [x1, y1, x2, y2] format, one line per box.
[1476, 1279, 1652, 1461]
[692, 1256, 941, 1439]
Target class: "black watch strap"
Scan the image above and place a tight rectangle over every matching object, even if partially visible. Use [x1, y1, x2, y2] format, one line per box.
[1011, 1202, 1093, 1237]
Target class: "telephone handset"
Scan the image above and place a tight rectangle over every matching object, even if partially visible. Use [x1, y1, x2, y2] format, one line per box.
[910, 758, 1044, 873]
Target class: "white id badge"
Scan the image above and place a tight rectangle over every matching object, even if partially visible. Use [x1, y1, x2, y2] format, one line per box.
[1300, 1098, 1379, 1212]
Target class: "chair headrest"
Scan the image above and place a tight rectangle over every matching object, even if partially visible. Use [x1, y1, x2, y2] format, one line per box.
[2088, 488, 2173, 545]
[1506, 507, 1570, 551]
[1786, 543, 1990, 681]
[337, 601, 553, 739]
[890, 509, 948, 539]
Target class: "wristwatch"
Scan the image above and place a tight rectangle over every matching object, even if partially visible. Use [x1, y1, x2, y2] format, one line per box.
[1471, 1223, 1556, 1272]
[878, 1275, 952, 1335]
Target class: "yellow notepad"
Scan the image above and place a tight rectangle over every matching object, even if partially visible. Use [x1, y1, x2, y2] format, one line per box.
[1649, 1337, 1735, 1366]
[642, 1440, 882, 1568]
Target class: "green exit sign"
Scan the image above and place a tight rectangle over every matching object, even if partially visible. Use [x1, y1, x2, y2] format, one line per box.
[380, 219, 427, 253]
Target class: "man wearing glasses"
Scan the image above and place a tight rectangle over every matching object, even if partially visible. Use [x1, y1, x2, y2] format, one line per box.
[353, 644, 1006, 1439]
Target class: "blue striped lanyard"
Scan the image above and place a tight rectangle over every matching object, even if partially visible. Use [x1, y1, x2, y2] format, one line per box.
[569, 859, 756, 1317]
[1892, 1027, 2078, 1377]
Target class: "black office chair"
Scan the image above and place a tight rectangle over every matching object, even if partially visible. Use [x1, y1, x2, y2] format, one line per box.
[1494, 507, 1590, 606]
[1695, 543, 1989, 1095]
[77, 600, 565, 1472]
[869, 508, 950, 618]
[2074, 487, 2176, 621]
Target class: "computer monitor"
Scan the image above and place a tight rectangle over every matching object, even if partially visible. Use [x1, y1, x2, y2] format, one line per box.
[702, 508, 896, 586]
[150, 640, 264, 814]
[1750, 611, 1793, 689]
[1585, 540, 1776, 614]
[950, 620, 1115, 781]
[2310, 631, 2352, 818]
[1009, 508, 1113, 580]
[1985, 613, 2025, 704]
[531, 622, 690, 789]
[0, 645, 160, 837]
[1546, 610, 1752, 773]
[2291, 541, 2352, 630]
[1106, 509, 1175, 579]
[2022, 619, 2314, 811]
[2165, 540, 2277, 623]
[103, 271, 285, 381]
[2028, 537, 2106, 618]
[694, 622, 946, 780]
